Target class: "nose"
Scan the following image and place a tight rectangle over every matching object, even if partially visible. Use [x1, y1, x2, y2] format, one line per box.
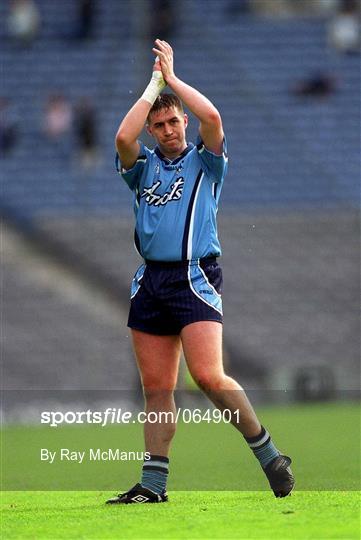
[164, 123, 173, 136]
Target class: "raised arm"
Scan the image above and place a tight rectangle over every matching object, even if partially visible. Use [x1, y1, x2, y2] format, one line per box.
[115, 60, 166, 170]
[152, 39, 224, 155]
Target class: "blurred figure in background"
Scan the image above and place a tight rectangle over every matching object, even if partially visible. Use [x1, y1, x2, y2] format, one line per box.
[7, 0, 40, 46]
[43, 94, 72, 141]
[149, 0, 174, 40]
[0, 97, 19, 157]
[75, 0, 95, 40]
[291, 72, 337, 99]
[43, 94, 72, 161]
[74, 97, 99, 170]
[328, 0, 360, 54]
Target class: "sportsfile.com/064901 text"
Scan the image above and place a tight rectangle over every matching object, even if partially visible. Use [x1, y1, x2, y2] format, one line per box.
[40, 408, 241, 427]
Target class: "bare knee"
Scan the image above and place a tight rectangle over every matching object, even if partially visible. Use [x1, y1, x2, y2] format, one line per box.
[141, 372, 177, 394]
[142, 383, 176, 409]
[143, 387, 175, 405]
[191, 370, 225, 394]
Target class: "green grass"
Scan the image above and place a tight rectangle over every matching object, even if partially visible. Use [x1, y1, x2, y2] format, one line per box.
[1, 403, 360, 538]
[1, 491, 360, 539]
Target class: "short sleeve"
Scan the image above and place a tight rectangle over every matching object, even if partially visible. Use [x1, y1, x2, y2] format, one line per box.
[115, 142, 149, 191]
[196, 136, 228, 184]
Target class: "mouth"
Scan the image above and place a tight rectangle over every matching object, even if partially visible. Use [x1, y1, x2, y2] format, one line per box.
[164, 138, 178, 144]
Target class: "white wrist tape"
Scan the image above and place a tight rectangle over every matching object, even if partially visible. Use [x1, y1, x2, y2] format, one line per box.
[141, 71, 166, 105]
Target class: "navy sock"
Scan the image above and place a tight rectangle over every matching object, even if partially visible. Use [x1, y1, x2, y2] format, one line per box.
[244, 426, 280, 469]
[141, 454, 169, 494]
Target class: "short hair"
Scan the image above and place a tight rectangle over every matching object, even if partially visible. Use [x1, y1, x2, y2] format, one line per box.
[147, 93, 184, 123]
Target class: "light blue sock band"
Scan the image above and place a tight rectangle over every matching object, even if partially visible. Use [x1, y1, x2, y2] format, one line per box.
[245, 427, 280, 469]
[141, 455, 169, 494]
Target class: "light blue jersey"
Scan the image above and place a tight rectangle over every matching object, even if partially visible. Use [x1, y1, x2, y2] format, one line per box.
[116, 137, 228, 261]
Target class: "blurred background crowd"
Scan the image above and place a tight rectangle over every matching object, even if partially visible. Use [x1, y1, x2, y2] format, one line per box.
[1, 0, 359, 418]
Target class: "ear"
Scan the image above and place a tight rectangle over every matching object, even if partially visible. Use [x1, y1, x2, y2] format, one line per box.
[183, 113, 188, 129]
[146, 123, 153, 136]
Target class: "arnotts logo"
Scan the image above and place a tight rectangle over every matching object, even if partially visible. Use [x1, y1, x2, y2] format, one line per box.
[141, 178, 184, 206]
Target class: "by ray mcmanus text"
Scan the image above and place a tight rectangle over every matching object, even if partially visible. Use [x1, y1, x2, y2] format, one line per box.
[40, 448, 151, 464]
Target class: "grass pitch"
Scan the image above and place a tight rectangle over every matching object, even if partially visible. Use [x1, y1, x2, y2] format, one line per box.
[1, 491, 359, 539]
[1, 402, 360, 539]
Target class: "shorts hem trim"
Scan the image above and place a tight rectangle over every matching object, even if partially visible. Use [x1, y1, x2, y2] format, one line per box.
[128, 318, 223, 336]
[127, 324, 180, 336]
[180, 318, 223, 331]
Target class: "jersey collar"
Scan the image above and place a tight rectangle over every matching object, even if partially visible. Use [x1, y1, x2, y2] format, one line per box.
[154, 143, 194, 166]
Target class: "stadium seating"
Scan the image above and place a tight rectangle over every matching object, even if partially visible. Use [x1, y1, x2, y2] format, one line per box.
[1, 1, 358, 403]
[0, 0, 359, 215]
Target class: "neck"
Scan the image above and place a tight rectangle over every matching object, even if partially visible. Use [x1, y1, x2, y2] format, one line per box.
[158, 142, 188, 161]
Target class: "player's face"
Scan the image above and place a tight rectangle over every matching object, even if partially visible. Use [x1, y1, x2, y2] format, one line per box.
[147, 107, 188, 159]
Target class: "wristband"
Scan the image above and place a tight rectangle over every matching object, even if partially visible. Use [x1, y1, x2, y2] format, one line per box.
[141, 71, 166, 105]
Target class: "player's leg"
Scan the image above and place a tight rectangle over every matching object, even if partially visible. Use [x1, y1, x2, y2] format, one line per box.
[181, 321, 294, 497]
[180, 321, 261, 436]
[131, 329, 181, 456]
[106, 330, 181, 504]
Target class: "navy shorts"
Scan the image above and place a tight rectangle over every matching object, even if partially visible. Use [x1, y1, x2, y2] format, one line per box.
[128, 257, 223, 335]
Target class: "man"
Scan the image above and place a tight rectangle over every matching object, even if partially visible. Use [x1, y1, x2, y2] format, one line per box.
[106, 40, 294, 504]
